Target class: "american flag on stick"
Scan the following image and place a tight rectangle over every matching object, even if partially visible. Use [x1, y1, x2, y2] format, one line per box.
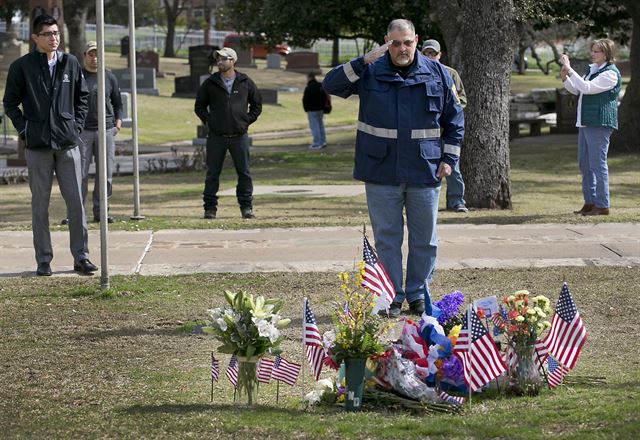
[210, 353, 219, 382]
[546, 355, 569, 388]
[439, 390, 466, 406]
[453, 305, 506, 392]
[271, 355, 301, 386]
[537, 283, 587, 370]
[303, 298, 325, 381]
[226, 355, 238, 387]
[362, 236, 395, 313]
[257, 357, 274, 384]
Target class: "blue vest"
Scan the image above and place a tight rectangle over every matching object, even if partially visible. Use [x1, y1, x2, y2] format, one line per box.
[581, 64, 621, 130]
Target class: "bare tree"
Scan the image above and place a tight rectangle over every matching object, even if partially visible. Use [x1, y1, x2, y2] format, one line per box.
[163, 0, 191, 57]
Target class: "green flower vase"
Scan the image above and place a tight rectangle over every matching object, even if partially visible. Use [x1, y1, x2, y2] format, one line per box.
[344, 358, 366, 411]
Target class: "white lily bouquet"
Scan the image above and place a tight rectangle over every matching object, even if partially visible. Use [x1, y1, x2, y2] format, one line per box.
[205, 290, 291, 404]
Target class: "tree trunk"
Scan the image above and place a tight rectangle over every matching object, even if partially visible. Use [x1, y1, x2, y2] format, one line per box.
[331, 37, 340, 67]
[458, 0, 516, 209]
[163, 1, 178, 58]
[62, 1, 89, 62]
[610, 0, 639, 154]
[429, 1, 464, 74]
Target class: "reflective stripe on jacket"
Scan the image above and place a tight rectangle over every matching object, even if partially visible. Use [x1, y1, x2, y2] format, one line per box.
[323, 52, 464, 185]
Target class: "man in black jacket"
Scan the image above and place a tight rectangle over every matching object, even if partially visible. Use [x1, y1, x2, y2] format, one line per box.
[302, 73, 328, 150]
[194, 47, 262, 219]
[3, 14, 97, 276]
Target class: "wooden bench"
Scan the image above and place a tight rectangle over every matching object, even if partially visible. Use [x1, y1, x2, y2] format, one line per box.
[509, 118, 548, 139]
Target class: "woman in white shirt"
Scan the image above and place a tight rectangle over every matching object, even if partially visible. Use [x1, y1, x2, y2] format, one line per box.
[560, 39, 621, 216]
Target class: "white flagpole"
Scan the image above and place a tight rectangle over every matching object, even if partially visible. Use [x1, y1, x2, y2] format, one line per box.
[96, 0, 109, 290]
[128, 0, 144, 221]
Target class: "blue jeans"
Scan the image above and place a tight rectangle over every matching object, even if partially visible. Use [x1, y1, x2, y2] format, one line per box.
[307, 110, 326, 147]
[365, 182, 441, 304]
[445, 160, 466, 209]
[578, 126, 612, 208]
[203, 134, 252, 211]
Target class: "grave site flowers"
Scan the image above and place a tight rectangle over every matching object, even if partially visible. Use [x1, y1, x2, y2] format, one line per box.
[204, 290, 291, 404]
[202, 241, 587, 412]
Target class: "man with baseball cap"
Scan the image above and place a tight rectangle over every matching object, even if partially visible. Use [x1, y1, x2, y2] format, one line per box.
[62, 41, 122, 226]
[195, 46, 262, 219]
[422, 39, 469, 213]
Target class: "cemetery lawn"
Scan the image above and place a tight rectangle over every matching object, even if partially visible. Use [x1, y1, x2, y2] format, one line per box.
[1, 134, 638, 231]
[1, 266, 638, 439]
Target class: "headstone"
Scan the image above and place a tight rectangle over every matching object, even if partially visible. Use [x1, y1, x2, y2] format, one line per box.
[235, 48, 256, 68]
[172, 45, 218, 98]
[119, 91, 132, 128]
[189, 44, 216, 77]
[129, 50, 162, 77]
[266, 53, 281, 69]
[112, 67, 159, 96]
[551, 88, 578, 134]
[286, 51, 320, 74]
[261, 89, 278, 105]
[120, 36, 129, 56]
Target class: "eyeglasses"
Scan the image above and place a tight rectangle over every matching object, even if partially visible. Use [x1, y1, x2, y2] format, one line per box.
[390, 39, 415, 48]
[38, 31, 60, 38]
[217, 56, 234, 61]
[423, 49, 439, 57]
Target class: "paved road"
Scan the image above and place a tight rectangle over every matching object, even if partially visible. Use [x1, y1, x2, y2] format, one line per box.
[1, 223, 638, 278]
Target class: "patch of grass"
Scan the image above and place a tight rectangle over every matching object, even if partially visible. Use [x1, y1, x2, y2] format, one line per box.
[1, 134, 638, 231]
[0, 267, 638, 438]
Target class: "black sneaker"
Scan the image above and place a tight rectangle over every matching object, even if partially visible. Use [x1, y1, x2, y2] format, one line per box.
[241, 208, 255, 219]
[60, 218, 69, 225]
[204, 210, 216, 219]
[409, 299, 426, 315]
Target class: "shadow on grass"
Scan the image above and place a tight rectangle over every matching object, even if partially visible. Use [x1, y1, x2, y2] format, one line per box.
[76, 326, 190, 339]
[438, 213, 548, 225]
[122, 402, 302, 416]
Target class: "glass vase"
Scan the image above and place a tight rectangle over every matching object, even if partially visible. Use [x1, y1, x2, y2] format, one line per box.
[509, 342, 541, 396]
[236, 355, 260, 405]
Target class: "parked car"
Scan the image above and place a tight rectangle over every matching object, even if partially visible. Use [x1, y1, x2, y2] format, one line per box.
[223, 33, 290, 59]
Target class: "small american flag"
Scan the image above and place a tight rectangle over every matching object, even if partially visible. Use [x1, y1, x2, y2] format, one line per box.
[453, 306, 506, 392]
[271, 355, 301, 386]
[303, 298, 325, 381]
[362, 236, 395, 312]
[491, 311, 506, 329]
[340, 301, 355, 323]
[211, 353, 219, 382]
[537, 283, 587, 370]
[438, 390, 465, 405]
[226, 355, 238, 387]
[257, 357, 274, 384]
[546, 355, 569, 388]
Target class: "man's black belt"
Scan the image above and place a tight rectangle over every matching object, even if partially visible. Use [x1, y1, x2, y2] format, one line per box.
[214, 133, 243, 138]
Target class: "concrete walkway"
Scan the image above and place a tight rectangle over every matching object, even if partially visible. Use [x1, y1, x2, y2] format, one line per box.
[1, 223, 638, 278]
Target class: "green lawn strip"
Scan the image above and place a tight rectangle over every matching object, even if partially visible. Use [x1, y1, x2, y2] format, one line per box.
[2, 133, 637, 230]
[1, 267, 638, 438]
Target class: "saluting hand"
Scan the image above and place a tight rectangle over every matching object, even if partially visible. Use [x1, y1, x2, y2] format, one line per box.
[363, 40, 394, 65]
